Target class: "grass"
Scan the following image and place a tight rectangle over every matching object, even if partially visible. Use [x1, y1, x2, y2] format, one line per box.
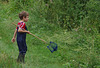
[0, 1, 100, 68]
[0, 20, 100, 68]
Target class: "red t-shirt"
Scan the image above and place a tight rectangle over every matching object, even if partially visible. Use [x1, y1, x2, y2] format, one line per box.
[16, 22, 26, 30]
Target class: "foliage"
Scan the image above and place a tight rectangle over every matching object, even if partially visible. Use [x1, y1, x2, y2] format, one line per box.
[0, 0, 100, 68]
[45, 0, 89, 30]
[1, 0, 99, 32]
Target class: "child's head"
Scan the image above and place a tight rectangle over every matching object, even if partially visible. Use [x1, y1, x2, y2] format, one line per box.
[19, 11, 29, 22]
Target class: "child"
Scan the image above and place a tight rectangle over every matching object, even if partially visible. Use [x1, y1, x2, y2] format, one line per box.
[12, 11, 30, 63]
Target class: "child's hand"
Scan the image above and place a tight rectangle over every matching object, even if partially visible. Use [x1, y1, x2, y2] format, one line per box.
[12, 37, 15, 43]
[27, 31, 31, 34]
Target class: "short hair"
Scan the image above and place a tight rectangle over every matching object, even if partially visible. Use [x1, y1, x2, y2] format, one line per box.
[19, 11, 29, 20]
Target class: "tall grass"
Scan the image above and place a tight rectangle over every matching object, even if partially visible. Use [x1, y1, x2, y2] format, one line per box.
[0, 0, 100, 68]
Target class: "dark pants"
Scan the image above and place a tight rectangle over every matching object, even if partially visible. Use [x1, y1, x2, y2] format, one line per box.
[16, 25, 28, 63]
[17, 40, 27, 54]
[17, 38, 27, 63]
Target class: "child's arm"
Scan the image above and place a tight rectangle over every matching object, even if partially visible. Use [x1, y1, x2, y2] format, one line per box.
[12, 30, 17, 43]
[18, 22, 30, 34]
[18, 28, 30, 34]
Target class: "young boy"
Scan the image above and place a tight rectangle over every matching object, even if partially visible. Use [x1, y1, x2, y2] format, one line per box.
[12, 11, 30, 63]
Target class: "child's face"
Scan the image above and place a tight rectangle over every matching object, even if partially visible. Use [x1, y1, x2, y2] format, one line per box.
[23, 16, 29, 22]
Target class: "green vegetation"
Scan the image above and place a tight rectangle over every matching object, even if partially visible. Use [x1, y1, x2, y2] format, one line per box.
[0, 0, 100, 68]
